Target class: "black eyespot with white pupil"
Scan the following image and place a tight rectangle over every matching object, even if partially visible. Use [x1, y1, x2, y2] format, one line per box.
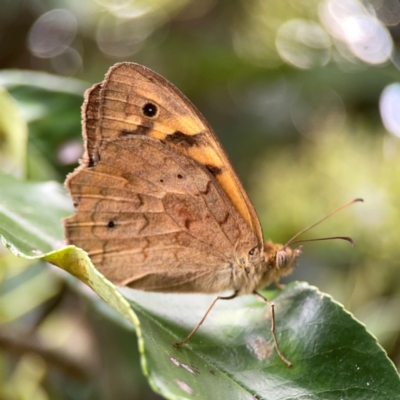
[107, 220, 115, 228]
[142, 102, 158, 117]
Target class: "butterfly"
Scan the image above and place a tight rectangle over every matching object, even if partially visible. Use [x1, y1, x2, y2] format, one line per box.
[64, 62, 303, 366]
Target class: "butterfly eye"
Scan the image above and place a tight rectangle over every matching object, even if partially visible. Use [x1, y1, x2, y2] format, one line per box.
[276, 250, 289, 268]
[142, 102, 158, 118]
[248, 247, 257, 257]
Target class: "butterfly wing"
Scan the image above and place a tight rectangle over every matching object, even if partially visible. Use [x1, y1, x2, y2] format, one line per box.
[88, 62, 263, 246]
[65, 133, 259, 292]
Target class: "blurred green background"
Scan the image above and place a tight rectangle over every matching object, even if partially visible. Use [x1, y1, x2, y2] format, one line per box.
[1, 0, 400, 398]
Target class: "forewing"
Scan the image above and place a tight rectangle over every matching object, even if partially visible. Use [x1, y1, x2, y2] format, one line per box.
[91, 63, 263, 245]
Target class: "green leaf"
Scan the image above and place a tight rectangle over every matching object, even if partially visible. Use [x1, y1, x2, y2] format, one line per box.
[0, 173, 72, 254]
[0, 70, 87, 96]
[0, 87, 28, 178]
[0, 70, 87, 181]
[121, 285, 400, 399]
[1, 172, 399, 399]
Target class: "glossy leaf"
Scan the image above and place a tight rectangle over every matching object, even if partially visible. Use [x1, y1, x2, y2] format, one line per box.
[0, 172, 399, 399]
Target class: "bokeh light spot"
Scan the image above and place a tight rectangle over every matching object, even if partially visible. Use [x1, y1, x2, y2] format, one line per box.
[50, 48, 82, 76]
[291, 90, 346, 140]
[380, 83, 400, 139]
[96, 13, 164, 57]
[57, 140, 83, 165]
[28, 9, 78, 59]
[276, 20, 331, 69]
[320, 0, 393, 65]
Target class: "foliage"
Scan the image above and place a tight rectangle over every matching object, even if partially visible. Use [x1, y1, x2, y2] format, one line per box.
[1, 172, 399, 399]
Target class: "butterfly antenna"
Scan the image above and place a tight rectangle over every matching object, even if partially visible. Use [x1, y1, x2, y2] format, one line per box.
[283, 198, 363, 249]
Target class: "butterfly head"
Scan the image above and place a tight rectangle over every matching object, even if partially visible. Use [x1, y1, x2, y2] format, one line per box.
[232, 240, 301, 293]
[263, 240, 301, 282]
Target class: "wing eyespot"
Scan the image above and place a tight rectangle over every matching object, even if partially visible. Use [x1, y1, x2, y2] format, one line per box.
[142, 102, 158, 118]
[107, 220, 116, 228]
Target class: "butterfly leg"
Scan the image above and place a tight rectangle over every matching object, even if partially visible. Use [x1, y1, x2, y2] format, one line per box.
[274, 280, 286, 290]
[173, 291, 239, 347]
[253, 291, 292, 367]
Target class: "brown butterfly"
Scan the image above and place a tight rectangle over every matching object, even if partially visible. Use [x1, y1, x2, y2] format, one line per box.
[64, 62, 359, 366]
